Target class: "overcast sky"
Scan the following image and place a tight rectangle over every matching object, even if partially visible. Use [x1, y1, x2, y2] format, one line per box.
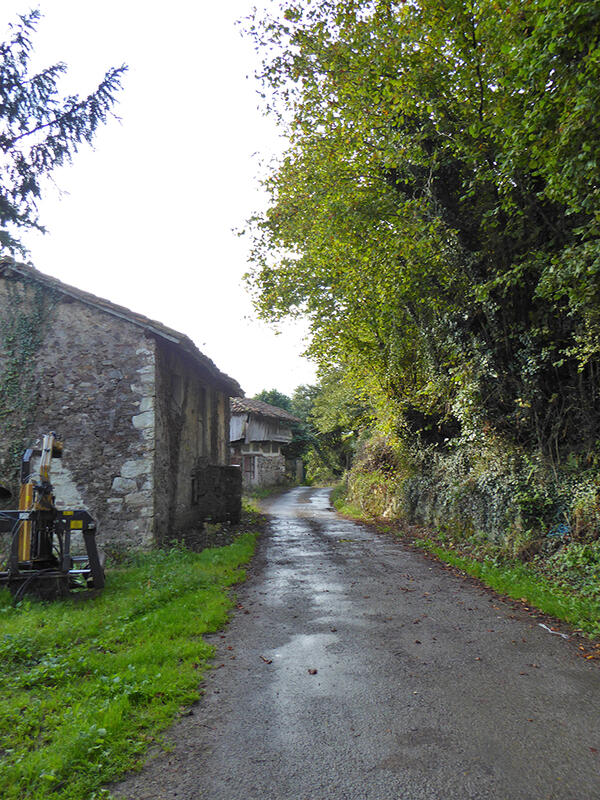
[1, 1, 316, 398]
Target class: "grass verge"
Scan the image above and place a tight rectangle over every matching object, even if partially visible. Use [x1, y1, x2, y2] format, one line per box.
[332, 486, 600, 641]
[0, 532, 258, 800]
[243, 483, 299, 503]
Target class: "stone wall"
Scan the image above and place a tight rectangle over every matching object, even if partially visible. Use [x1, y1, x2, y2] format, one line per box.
[0, 273, 156, 550]
[253, 454, 287, 488]
[190, 461, 242, 525]
[153, 341, 233, 545]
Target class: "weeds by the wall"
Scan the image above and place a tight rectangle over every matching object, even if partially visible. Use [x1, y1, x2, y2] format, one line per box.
[346, 431, 600, 555]
[335, 427, 600, 638]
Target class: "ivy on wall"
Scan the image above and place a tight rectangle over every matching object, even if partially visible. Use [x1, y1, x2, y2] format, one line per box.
[0, 276, 58, 490]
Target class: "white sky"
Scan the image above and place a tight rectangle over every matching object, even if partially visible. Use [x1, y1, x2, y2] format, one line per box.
[1, 1, 316, 398]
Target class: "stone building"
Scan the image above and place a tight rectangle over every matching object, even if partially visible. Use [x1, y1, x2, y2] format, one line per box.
[230, 398, 300, 488]
[0, 258, 243, 550]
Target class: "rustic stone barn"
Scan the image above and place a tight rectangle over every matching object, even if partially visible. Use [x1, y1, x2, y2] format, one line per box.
[0, 258, 243, 551]
[230, 398, 300, 488]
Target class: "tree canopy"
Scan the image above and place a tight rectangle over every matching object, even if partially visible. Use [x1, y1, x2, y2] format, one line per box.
[0, 10, 126, 253]
[252, 388, 294, 412]
[244, 0, 600, 461]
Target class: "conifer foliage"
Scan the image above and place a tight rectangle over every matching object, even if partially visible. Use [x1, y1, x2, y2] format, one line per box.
[0, 10, 126, 253]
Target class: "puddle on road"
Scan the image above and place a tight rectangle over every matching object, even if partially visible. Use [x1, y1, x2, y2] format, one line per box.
[263, 488, 388, 610]
[268, 631, 346, 696]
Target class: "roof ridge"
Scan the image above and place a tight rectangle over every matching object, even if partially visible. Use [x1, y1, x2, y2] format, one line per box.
[230, 397, 300, 423]
[0, 257, 244, 397]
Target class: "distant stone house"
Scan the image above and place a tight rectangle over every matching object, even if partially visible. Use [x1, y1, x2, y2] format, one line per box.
[230, 398, 300, 487]
[0, 258, 243, 551]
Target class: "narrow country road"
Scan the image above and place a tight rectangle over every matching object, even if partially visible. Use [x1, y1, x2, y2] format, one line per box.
[114, 487, 600, 800]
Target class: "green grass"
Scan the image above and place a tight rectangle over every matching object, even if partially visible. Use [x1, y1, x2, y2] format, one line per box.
[243, 484, 297, 502]
[329, 483, 349, 509]
[331, 484, 600, 639]
[0, 533, 258, 800]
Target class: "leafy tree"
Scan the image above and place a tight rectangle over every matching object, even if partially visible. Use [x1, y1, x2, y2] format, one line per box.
[244, 0, 600, 460]
[288, 375, 371, 481]
[0, 10, 126, 253]
[252, 388, 293, 412]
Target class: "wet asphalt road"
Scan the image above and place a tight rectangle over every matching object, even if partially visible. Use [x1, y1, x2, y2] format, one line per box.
[114, 487, 600, 800]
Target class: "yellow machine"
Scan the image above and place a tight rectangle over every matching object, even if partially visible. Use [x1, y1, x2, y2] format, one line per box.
[0, 433, 104, 599]
[16, 433, 61, 562]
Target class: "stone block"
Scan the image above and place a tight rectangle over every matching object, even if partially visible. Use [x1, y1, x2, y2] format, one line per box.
[124, 491, 152, 509]
[138, 370, 155, 385]
[139, 396, 155, 413]
[111, 476, 137, 493]
[120, 459, 151, 479]
[132, 410, 154, 430]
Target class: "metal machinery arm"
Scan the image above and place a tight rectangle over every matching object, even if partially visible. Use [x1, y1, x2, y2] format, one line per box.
[0, 434, 105, 599]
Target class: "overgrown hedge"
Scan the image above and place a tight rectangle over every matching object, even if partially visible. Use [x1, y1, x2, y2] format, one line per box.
[347, 432, 600, 571]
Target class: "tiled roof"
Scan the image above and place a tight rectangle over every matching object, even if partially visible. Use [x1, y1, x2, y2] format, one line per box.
[230, 397, 300, 423]
[0, 257, 243, 397]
